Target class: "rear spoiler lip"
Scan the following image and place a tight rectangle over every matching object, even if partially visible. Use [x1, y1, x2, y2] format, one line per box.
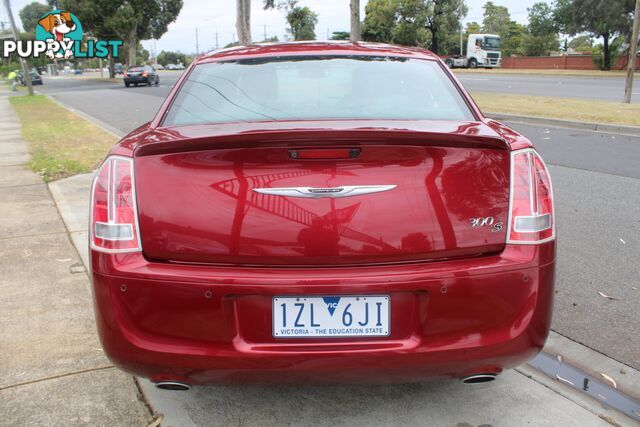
[133, 121, 510, 157]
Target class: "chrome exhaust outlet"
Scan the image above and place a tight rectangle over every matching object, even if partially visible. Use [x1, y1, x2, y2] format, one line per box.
[461, 373, 497, 384]
[155, 381, 191, 391]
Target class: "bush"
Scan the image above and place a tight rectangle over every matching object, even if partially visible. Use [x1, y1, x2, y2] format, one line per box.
[592, 37, 624, 70]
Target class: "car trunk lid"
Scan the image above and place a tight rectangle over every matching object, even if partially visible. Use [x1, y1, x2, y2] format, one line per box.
[134, 121, 510, 266]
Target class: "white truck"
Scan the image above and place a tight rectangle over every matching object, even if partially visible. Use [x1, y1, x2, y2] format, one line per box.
[442, 34, 502, 69]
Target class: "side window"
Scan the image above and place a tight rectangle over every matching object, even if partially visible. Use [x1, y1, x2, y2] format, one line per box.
[475, 39, 481, 47]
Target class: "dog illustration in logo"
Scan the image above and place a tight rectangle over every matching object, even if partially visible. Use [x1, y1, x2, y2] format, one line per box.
[38, 12, 76, 59]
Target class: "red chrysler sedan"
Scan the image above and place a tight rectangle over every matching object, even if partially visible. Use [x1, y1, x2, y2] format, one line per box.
[89, 42, 555, 389]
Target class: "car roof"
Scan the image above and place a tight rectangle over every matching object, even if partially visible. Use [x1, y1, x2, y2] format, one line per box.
[196, 41, 440, 64]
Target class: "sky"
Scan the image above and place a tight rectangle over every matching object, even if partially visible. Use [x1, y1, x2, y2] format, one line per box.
[2, 0, 541, 54]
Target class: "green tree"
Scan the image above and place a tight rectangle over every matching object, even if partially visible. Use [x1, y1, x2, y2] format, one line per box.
[362, 0, 399, 43]
[392, 0, 429, 46]
[567, 35, 593, 49]
[553, 0, 635, 70]
[481, 1, 510, 35]
[156, 50, 187, 66]
[59, 0, 183, 72]
[501, 21, 526, 56]
[281, 0, 318, 40]
[136, 43, 149, 64]
[110, 0, 184, 67]
[19, 2, 52, 33]
[425, 0, 467, 54]
[362, 0, 467, 52]
[330, 31, 351, 40]
[522, 2, 559, 56]
[465, 21, 481, 34]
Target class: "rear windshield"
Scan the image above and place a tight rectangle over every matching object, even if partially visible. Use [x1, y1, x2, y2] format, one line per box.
[129, 67, 144, 72]
[163, 56, 474, 126]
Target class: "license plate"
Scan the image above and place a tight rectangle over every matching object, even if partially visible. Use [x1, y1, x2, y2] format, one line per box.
[273, 295, 390, 338]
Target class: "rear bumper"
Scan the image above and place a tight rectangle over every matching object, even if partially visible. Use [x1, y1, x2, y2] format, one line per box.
[90, 242, 555, 384]
[124, 76, 151, 84]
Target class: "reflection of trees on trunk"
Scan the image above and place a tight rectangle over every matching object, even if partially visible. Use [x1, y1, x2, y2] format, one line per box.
[440, 150, 509, 221]
[229, 161, 248, 256]
[211, 170, 396, 254]
[425, 148, 457, 249]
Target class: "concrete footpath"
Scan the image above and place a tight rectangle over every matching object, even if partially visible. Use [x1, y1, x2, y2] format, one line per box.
[0, 90, 152, 426]
[3, 88, 639, 426]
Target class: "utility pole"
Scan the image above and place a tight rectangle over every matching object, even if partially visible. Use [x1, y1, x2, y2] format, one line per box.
[2, 0, 33, 95]
[263, 24, 267, 41]
[624, 0, 640, 103]
[215, 30, 219, 49]
[195, 28, 199, 55]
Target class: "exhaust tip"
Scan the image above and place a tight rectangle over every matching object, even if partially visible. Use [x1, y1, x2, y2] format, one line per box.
[155, 381, 191, 391]
[461, 373, 497, 384]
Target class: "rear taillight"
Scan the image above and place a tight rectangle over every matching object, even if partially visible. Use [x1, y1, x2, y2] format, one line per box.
[90, 156, 141, 253]
[507, 149, 555, 244]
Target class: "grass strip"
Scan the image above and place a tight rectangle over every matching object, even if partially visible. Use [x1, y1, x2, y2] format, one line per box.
[471, 92, 640, 127]
[9, 94, 117, 182]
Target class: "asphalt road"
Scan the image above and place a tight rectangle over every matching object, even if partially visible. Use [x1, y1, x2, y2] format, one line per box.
[457, 73, 640, 102]
[36, 73, 640, 371]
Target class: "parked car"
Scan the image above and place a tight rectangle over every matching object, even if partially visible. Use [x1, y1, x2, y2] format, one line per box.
[16, 69, 43, 86]
[90, 42, 555, 388]
[154, 63, 165, 70]
[165, 63, 177, 70]
[114, 63, 124, 75]
[123, 65, 159, 87]
[174, 63, 185, 70]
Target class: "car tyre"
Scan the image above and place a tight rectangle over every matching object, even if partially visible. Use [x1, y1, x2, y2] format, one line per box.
[445, 59, 454, 68]
[468, 58, 478, 69]
[125, 82, 130, 88]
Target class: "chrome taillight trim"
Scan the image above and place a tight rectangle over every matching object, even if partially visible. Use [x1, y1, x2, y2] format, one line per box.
[89, 155, 143, 254]
[506, 148, 556, 245]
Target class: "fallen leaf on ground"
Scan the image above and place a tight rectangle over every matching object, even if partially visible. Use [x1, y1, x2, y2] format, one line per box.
[555, 374, 574, 386]
[556, 354, 563, 364]
[147, 414, 164, 427]
[619, 238, 626, 244]
[598, 291, 618, 300]
[600, 373, 617, 389]
[56, 258, 72, 262]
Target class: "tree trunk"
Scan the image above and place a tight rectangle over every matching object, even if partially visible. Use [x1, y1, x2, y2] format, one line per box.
[624, 0, 640, 103]
[350, 0, 361, 42]
[602, 32, 611, 70]
[236, 0, 251, 45]
[128, 27, 137, 67]
[431, 26, 439, 54]
[109, 54, 115, 79]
